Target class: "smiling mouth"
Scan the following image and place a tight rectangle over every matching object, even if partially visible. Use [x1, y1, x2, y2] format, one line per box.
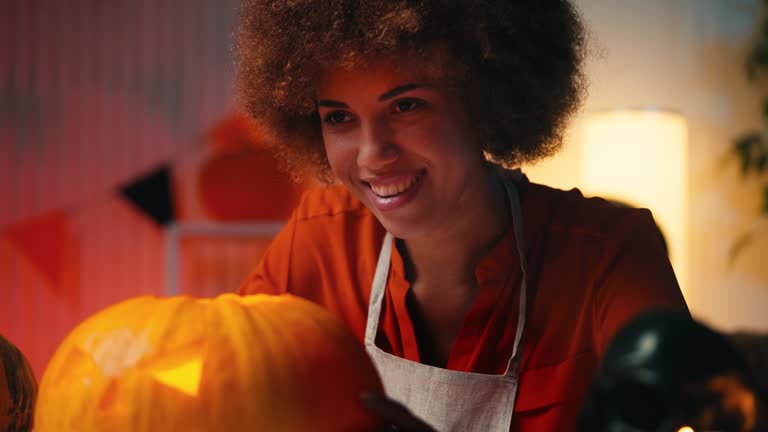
[367, 172, 424, 198]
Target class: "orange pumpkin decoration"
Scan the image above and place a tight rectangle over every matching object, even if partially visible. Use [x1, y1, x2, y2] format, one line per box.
[0, 334, 37, 431]
[198, 148, 304, 221]
[199, 112, 305, 221]
[35, 294, 383, 432]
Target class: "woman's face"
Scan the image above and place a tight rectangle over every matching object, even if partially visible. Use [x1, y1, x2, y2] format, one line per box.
[317, 58, 490, 239]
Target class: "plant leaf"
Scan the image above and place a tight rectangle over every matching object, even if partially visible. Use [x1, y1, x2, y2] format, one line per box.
[763, 97, 768, 126]
[729, 230, 755, 266]
[763, 184, 768, 215]
[729, 216, 768, 265]
[733, 133, 763, 175]
[747, 41, 768, 81]
[758, 153, 768, 173]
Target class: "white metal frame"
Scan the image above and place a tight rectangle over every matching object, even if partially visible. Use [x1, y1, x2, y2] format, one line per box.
[164, 221, 284, 296]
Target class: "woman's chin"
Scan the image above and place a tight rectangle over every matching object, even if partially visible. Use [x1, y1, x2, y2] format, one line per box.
[374, 212, 431, 240]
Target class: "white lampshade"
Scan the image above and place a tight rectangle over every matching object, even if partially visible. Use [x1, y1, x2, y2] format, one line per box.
[580, 109, 689, 298]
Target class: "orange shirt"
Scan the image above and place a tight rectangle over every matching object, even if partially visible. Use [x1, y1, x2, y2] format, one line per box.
[238, 176, 688, 431]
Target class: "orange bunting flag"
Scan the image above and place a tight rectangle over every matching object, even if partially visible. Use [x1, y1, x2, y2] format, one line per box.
[4, 210, 80, 308]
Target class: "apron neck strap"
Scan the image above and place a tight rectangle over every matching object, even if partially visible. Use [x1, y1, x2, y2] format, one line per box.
[502, 175, 527, 377]
[364, 232, 393, 345]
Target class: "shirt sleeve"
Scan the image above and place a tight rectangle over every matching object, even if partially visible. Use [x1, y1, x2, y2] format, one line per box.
[591, 209, 690, 356]
[237, 214, 297, 296]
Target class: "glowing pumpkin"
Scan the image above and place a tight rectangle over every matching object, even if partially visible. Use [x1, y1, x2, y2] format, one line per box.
[0, 334, 37, 431]
[35, 294, 383, 432]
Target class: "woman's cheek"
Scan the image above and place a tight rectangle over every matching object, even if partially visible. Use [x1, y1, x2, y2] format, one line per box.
[323, 134, 355, 175]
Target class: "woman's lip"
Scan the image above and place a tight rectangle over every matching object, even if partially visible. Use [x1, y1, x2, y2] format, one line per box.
[363, 171, 425, 212]
[361, 170, 425, 188]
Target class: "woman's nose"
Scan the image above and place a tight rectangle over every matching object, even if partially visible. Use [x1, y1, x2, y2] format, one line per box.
[357, 120, 399, 171]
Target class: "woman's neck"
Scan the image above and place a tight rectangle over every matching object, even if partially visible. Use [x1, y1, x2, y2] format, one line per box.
[398, 165, 511, 295]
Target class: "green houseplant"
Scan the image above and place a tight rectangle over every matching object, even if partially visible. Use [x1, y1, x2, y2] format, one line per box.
[730, 0, 768, 261]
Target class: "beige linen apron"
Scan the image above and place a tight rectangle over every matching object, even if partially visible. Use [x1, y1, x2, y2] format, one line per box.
[364, 177, 528, 432]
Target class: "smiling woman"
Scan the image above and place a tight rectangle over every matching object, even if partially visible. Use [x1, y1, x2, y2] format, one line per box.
[236, 1, 689, 431]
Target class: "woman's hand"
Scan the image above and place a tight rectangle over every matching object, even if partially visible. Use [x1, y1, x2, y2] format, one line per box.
[360, 393, 437, 432]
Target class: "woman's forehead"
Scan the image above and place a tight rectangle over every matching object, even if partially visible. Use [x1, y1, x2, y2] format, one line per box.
[317, 48, 456, 96]
[318, 64, 434, 99]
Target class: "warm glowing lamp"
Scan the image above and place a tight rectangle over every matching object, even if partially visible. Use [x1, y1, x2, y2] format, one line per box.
[580, 109, 689, 298]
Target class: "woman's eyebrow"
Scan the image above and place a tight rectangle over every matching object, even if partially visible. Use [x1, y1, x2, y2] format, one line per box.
[379, 83, 423, 101]
[317, 83, 426, 108]
[317, 99, 348, 108]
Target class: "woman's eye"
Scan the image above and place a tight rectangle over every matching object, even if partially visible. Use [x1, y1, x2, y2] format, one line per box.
[323, 111, 352, 125]
[393, 99, 423, 114]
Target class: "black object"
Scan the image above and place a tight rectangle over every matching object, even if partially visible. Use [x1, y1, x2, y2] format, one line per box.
[579, 309, 762, 432]
[120, 164, 175, 227]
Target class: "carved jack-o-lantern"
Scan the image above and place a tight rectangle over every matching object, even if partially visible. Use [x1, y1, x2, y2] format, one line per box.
[34, 294, 383, 432]
[0, 334, 37, 431]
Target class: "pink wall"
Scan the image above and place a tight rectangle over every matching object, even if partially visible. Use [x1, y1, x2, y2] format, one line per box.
[1, 0, 242, 378]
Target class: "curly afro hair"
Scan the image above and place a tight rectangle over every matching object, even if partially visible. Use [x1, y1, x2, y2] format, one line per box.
[237, 0, 587, 182]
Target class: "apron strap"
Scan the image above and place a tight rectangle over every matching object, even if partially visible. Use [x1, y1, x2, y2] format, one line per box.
[502, 175, 528, 378]
[364, 231, 393, 345]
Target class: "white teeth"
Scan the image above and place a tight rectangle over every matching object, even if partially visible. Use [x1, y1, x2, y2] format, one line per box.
[370, 174, 421, 197]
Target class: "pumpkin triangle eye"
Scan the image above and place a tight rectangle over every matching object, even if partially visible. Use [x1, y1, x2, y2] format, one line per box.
[150, 357, 204, 396]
